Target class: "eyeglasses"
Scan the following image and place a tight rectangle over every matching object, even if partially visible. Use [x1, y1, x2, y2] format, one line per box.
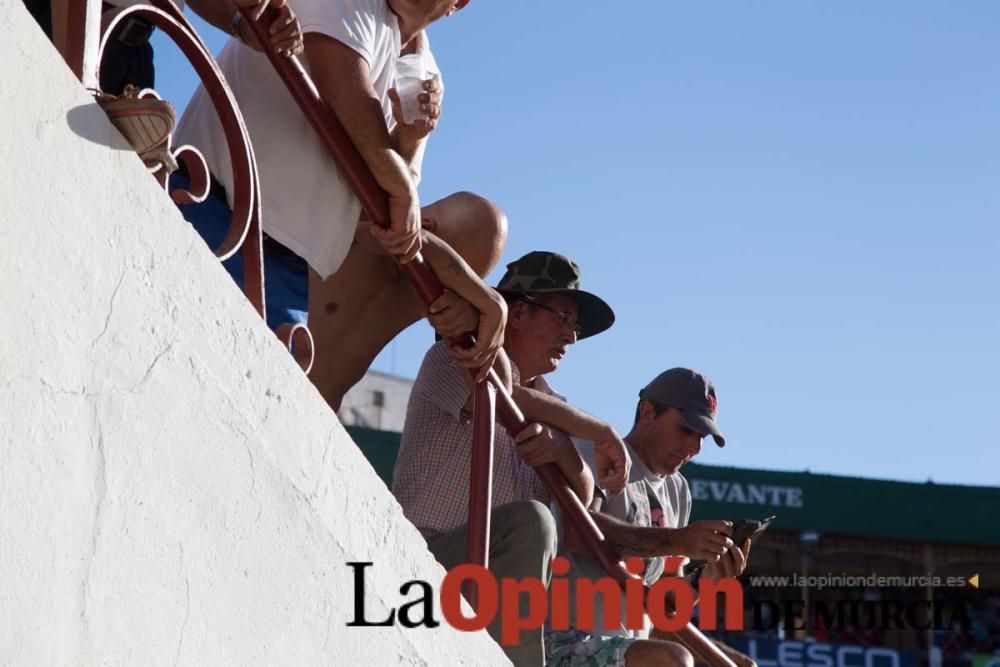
[527, 301, 582, 337]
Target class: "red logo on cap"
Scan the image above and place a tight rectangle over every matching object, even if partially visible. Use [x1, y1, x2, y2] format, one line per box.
[707, 394, 717, 414]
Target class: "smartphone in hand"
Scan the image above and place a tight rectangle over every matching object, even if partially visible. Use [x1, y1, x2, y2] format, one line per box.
[731, 515, 776, 546]
[686, 515, 776, 576]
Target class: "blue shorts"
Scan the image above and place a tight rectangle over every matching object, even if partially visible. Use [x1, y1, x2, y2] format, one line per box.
[172, 173, 308, 330]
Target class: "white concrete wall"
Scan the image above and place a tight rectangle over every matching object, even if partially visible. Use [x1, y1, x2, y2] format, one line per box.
[0, 2, 508, 664]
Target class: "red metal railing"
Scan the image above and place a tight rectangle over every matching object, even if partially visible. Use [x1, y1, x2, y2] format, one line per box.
[238, 9, 734, 665]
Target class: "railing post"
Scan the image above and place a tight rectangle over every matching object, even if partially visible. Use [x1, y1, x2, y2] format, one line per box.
[52, 0, 101, 89]
[465, 379, 496, 608]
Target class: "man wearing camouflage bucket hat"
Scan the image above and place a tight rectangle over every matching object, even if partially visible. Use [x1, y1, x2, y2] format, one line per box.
[393, 250, 631, 666]
[545, 368, 757, 667]
[493, 250, 615, 341]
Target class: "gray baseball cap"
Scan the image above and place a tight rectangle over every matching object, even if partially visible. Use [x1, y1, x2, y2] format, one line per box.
[639, 368, 726, 447]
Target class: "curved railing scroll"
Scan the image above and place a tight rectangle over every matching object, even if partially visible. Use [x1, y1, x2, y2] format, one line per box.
[98, 1, 261, 302]
[55, 0, 315, 370]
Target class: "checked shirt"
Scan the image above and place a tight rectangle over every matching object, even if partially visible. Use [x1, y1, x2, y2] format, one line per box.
[392, 342, 557, 537]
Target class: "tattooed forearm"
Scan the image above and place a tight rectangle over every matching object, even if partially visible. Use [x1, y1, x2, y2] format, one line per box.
[590, 511, 677, 558]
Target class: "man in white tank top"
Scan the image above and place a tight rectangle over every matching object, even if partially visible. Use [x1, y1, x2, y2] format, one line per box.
[176, 0, 509, 410]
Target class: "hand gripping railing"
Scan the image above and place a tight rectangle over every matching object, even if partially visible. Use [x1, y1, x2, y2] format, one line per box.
[239, 12, 735, 665]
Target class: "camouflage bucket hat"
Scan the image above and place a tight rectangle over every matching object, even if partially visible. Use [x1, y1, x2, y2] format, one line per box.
[495, 251, 615, 340]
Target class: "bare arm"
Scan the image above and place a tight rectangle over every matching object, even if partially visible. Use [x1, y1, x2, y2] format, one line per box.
[304, 33, 421, 261]
[514, 424, 594, 507]
[420, 231, 506, 380]
[390, 32, 435, 177]
[187, 0, 302, 57]
[388, 77, 438, 182]
[513, 385, 609, 440]
[588, 512, 735, 561]
[512, 386, 630, 494]
[394, 128, 429, 183]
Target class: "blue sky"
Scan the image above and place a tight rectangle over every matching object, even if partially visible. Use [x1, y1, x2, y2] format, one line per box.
[153, 2, 999, 486]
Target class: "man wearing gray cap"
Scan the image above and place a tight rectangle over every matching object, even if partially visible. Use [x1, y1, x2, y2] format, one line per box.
[546, 368, 756, 667]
